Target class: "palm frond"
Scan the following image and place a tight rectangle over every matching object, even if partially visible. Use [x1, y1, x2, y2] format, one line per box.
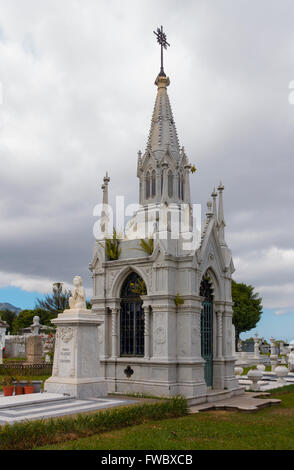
[133, 238, 154, 256]
[105, 228, 121, 261]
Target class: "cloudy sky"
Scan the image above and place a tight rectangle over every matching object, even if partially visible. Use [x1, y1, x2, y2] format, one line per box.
[0, 0, 293, 340]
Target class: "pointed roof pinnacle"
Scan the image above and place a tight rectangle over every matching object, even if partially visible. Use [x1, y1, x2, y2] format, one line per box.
[211, 187, 218, 220]
[206, 199, 213, 219]
[201, 199, 213, 242]
[101, 172, 110, 203]
[217, 181, 225, 226]
[218, 181, 224, 192]
[100, 172, 110, 235]
[217, 181, 227, 247]
[103, 172, 110, 185]
[145, 73, 180, 161]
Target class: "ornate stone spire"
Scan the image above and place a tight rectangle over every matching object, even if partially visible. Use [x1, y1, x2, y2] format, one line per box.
[206, 199, 213, 220]
[211, 187, 218, 221]
[217, 182, 226, 246]
[201, 199, 213, 243]
[100, 172, 110, 236]
[145, 74, 180, 161]
[137, 28, 191, 208]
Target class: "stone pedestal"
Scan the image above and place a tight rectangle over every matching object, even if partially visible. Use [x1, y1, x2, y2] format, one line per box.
[270, 354, 278, 372]
[248, 369, 263, 391]
[26, 335, 43, 363]
[289, 350, 294, 372]
[275, 366, 288, 383]
[254, 335, 260, 359]
[45, 309, 106, 399]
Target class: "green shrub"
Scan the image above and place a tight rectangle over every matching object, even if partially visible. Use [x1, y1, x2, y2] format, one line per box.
[0, 396, 187, 450]
[136, 238, 154, 256]
[174, 294, 184, 306]
[104, 228, 121, 261]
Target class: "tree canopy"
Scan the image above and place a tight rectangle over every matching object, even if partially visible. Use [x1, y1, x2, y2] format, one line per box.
[0, 309, 17, 333]
[12, 308, 55, 335]
[35, 282, 71, 315]
[232, 280, 263, 346]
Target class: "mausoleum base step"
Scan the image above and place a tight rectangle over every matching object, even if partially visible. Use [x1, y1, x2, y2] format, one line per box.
[187, 386, 245, 406]
[0, 392, 70, 410]
[189, 392, 281, 413]
[0, 395, 135, 424]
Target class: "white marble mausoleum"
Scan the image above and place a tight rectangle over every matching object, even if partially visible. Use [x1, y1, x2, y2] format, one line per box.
[89, 62, 241, 402]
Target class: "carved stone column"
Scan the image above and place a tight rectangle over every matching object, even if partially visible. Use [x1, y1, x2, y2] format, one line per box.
[144, 306, 150, 359]
[174, 172, 179, 202]
[139, 177, 143, 205]
[161, 162, 168, 202]
[216, 310, 223, 359]
[111, 307, 119, 359]
[142, 176, 146, 205]
[184, 164, 191, 204]
[156, 167, 161, 203]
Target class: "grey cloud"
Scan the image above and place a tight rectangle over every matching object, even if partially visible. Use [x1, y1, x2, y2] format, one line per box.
[0, 0, 293, 314]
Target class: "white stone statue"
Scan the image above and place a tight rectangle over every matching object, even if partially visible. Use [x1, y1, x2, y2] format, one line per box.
[69, 276, 87, 310]
[31, 315, 41, 335]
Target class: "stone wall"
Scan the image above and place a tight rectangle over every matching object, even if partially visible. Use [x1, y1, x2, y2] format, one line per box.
[4, 334, 53, 359]
[4, 335, 26, 358]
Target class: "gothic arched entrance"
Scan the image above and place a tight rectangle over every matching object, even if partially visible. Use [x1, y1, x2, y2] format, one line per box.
[200, 277, 214, 387]
[120, 272, 145, 357]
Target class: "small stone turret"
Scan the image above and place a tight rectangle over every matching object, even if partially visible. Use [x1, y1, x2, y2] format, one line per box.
[217, 181, 226, 247]
[100, 172, 110, 236]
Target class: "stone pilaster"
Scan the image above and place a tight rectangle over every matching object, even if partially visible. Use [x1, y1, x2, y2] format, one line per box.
[143, 305, 150, 359]
[161, 162, 168, 202]
[111, 307, 119, 359]
[184, 164, 191, 204]
[97, 306, 109, 361]
[142, 175, 146, 205]
[174, 172, 179, 203]
[216, 310, 223, 359]
[156, 167, 161, 203]
[151, 300, 176, 361]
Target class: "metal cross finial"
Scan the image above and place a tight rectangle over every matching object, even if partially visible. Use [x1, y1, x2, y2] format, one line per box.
[153, 25, 170, 76]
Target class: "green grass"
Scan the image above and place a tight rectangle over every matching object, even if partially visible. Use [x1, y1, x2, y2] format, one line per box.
[0, 397, 187, 450]
[3, 357, 27, 363]
[38, 386, 294, 451]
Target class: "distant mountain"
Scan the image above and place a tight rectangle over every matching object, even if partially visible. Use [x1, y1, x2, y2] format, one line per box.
[0, 303, 22, 314]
